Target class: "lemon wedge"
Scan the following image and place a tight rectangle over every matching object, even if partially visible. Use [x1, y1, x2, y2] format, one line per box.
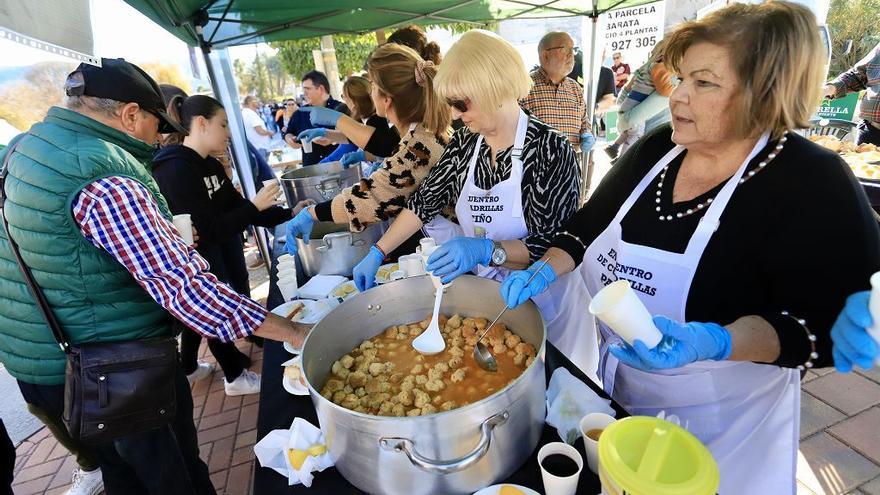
[287, 448, 308, 470]
[307, 443, 327, 456]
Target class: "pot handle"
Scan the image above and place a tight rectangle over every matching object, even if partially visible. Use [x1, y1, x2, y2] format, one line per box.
[317, 231, 354, 252]
[378, 411, 508, 474]
[315, 177, 342, 200]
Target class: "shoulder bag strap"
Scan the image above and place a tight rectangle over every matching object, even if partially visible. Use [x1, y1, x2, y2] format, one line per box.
[0, 138, 71, 353]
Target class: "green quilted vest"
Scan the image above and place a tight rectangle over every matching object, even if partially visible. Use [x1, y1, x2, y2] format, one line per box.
[0, 107, 174, 385]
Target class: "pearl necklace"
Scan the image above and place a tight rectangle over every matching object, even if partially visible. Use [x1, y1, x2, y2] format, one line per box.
[656, 133, 788, 221]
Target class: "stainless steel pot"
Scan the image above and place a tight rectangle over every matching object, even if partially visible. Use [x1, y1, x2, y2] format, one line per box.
[279, 160, 361, 206]
[301, 275, 547, 495]
[296, 222, 384, 277]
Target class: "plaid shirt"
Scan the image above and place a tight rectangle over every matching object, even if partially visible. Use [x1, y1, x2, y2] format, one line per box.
[831, 42, 880, 124]
[73, 176, 267, 342]
[520, 68, 590, 147]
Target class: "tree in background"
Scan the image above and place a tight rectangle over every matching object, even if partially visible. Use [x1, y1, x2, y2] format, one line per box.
[137, 62, 191, 94]
[234, 53, 289, 101]
[826, 0, 880, 77]
[272, 32, 376, 81]
[0, 61, 75, 131]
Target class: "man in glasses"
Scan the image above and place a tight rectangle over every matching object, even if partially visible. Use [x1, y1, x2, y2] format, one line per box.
[521, 31, 595, 160]
[611, 52, 631, 91]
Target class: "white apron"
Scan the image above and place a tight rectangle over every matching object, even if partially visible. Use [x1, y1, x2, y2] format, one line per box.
[426, 111, 598, 379]
[582, 134, 799, 494]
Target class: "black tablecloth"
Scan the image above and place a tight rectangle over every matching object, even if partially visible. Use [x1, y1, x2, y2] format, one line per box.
[253, 226, 627, 494]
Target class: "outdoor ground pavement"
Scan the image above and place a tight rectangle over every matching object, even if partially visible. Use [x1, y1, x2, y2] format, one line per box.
[9, 142, 880, 494]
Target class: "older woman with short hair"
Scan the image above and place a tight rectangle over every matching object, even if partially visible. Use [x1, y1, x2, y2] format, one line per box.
[353, 30, 598, 373]
[501, 2, 880, 492]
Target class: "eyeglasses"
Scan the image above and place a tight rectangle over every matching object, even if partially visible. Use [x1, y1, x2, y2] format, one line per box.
[545, 46, 574, 56]
[285, 103, 297, 106]
[446, 97, 470, 113]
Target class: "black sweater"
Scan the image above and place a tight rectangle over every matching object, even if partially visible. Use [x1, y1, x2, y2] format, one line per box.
[553, 125, 880, 368]
[152, 145, 291, 272]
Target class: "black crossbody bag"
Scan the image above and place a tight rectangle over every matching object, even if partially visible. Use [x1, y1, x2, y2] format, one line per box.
[1, 139, 178, 444]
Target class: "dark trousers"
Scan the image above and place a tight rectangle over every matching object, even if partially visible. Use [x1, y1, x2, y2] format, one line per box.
[18, 374, 215, 495]
[181, 237, 254, 382]
[179, 324, 245, 382]
[1, 420, 13, 495]
[858, 119, 880, 146]
[25, 402, 100, 472]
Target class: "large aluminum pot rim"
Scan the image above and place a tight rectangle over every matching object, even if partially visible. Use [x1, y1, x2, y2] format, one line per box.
[300, 275, 548, 423]
[280, 160, 349, 179]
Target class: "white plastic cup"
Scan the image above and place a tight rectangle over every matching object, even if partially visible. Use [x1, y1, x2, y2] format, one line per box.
[172, 214, 194, 245]
[279, 279, 298, 301]
[301, 140, 313, 153]
[278, 266, 297, 283]
[579, 413, 617, 475]
[589, 280, 662, 349]
[277, 254, 293, 265]
[262, 178, 279, 189]
[537, 442, 583, 495]
[399, 254, 425, 277]
[419, 237, 437, 253]
[389, 269, 406, 282]
[867, 272, 880, 366]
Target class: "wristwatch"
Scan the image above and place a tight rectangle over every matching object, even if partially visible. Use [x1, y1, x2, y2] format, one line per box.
[489, 241, 507, 267]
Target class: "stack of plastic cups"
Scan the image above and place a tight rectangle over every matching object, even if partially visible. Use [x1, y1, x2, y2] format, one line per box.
[597, 416, 719, 495]
[588, 280, 663, 348]
[867, 271, 880, 366]
[277, 254, 298, 301]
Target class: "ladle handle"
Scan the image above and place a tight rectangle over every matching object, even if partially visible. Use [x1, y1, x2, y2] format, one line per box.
[477, 259, 550, 344]
[379, 411, 509, 474]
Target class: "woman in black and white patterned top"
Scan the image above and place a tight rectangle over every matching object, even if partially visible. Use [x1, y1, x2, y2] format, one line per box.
[353, 30, 595, 374]
[406, 115, 580, 263]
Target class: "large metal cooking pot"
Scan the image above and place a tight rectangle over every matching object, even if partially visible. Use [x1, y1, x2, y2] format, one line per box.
[296, 221, 384, 277]
[301, 275, 547, 495]
[279, 160, 361, 206]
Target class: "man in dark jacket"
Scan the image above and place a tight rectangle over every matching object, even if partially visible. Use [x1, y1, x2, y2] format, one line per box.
[283, 70, 349, 165]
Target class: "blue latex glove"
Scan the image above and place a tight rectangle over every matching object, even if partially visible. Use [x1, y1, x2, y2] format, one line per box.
[425, 237, 493, 284]
[499, 261, 557, 309]
[284, 207, 316, 256]
[340, 150, 366, 168]
[609, 315, 732, 371]
[301, 106, 343, 127]
[365, 161, 383, 177]
[297, 128, 326, 143]
[353, 246, 385, 292]
[580, 133, 596, 153]
[831, 291, 879, 372]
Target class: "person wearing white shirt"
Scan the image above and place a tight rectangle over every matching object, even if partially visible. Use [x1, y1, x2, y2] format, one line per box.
[242, 95, 274, 158]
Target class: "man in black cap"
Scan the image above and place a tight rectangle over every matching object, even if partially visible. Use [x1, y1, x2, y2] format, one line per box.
[0, 59, 308, 493]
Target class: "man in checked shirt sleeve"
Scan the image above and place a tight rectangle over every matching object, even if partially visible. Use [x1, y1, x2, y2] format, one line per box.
[0, 59, 305, 494]
[825, 40, 880, 146]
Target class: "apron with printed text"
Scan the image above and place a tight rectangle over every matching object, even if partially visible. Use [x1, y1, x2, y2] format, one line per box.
[426, 111, 598, 378]
[582, 133, 799, 494]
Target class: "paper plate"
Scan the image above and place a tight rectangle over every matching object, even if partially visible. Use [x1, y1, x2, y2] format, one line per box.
[272, 299, 340, 354]
[281, 356, 309, 396]
[473, 484, 540, 495]
[329, 280, 359, 301]
[375, 263, 401, 284]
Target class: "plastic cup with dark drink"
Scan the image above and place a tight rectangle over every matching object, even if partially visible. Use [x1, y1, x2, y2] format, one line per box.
[537, 442, 583, 495]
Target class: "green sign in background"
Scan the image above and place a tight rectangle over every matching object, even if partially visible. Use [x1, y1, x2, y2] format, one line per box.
[817, 92, 861, 122]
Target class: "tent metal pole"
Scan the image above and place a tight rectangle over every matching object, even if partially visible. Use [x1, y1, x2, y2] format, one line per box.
[201, 45, 274, 274]
[581, 9, 600, 204]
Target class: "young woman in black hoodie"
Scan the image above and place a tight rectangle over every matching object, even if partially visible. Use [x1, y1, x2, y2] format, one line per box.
[153, 95, 303, 396]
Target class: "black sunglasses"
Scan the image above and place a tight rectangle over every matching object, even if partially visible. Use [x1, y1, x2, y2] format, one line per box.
[446, 98, 470, 113]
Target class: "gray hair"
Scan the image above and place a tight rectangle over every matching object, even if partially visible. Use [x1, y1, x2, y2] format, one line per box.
[63, 72, 124, 118]
[538, 32, 571, 52]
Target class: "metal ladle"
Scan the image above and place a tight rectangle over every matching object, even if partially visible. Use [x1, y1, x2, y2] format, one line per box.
[474, 260, 550, 372]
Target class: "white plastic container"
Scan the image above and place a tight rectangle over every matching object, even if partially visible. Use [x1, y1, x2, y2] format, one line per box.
[579, 413, 617, 475]
[867, 272, 880, 366]
[301, 140, 313, 154]
[589, 280, 662, 349]
[537, 442, 583, 495]
[172, 214, 194, 245]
